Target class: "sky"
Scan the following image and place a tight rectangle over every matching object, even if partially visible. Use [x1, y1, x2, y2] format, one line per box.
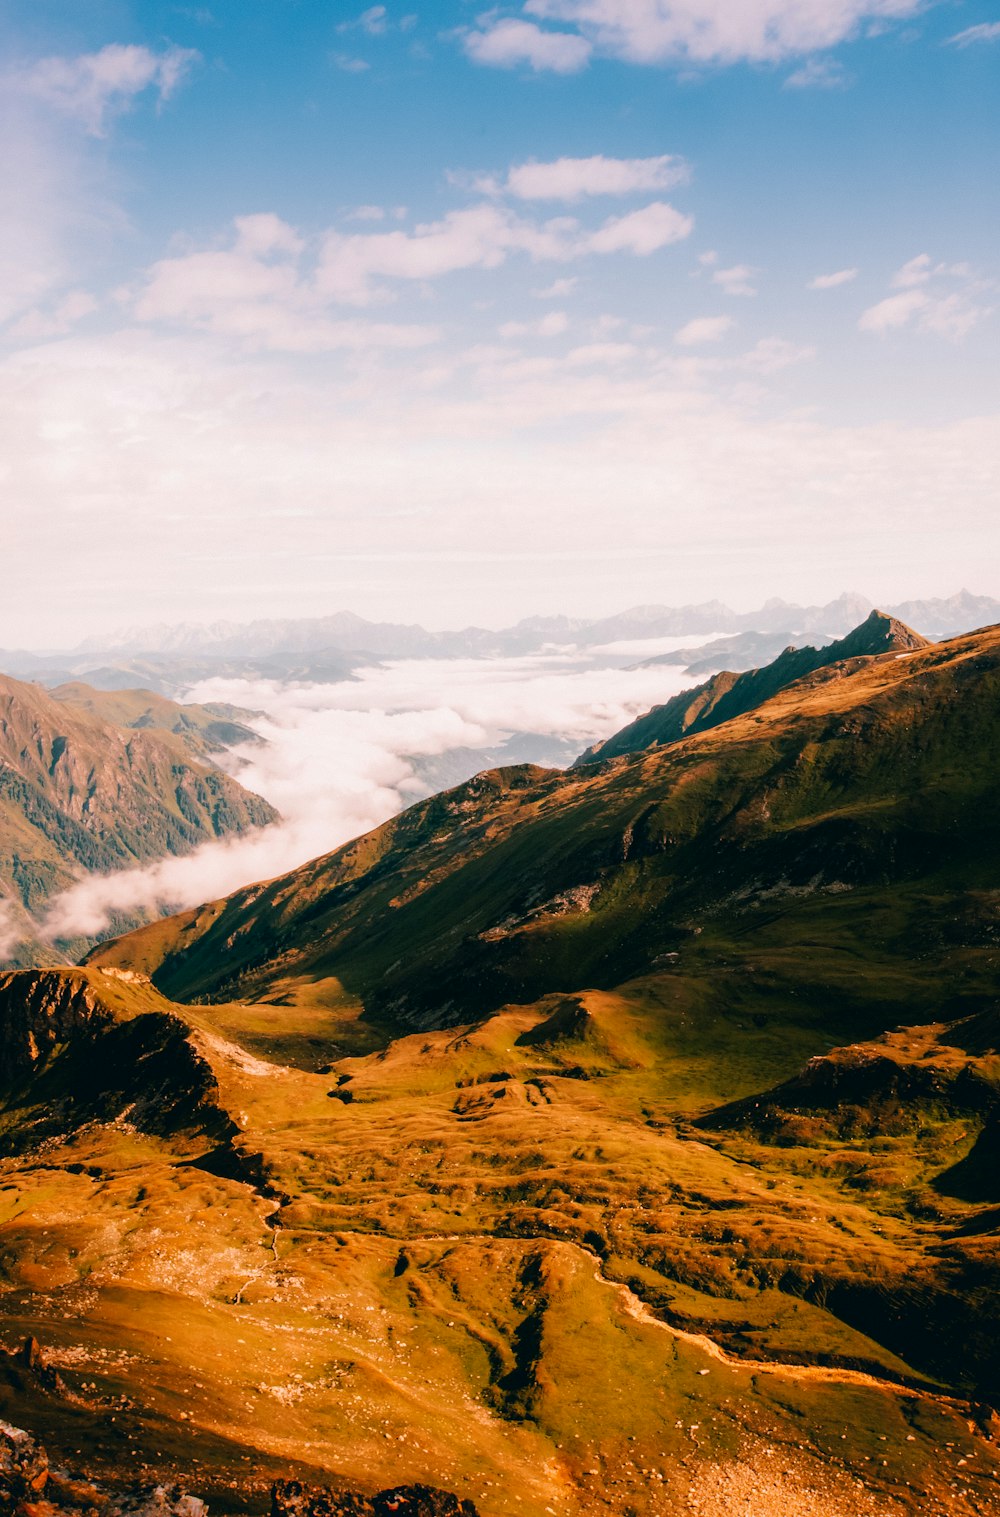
[2, 0, 999, 645]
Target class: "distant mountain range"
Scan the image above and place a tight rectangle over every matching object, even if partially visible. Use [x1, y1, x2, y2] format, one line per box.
[0, 675, 278, 965]
[2, 590, 997, 690]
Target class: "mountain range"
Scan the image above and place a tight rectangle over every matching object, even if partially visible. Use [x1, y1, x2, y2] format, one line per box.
[2, 591, 998, 696]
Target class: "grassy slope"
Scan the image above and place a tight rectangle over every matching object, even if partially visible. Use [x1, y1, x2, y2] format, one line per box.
[4, 632, 1000, 1512]
[0, 967, 997, 1516]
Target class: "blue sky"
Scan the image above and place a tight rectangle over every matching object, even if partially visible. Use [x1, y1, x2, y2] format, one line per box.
[1, 0, 998, 643]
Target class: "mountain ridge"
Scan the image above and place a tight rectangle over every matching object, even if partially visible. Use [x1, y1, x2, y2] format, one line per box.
[573, 609, 929, 767]
[40, 587, 1000, 663]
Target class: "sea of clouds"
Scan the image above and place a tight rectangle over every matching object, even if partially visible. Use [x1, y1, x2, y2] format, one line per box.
[37, 640, 707, 944]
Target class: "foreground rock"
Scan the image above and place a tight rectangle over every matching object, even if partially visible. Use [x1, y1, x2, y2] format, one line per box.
[272, 1484, 479, 1517]
[0, 1420, 205, 1517]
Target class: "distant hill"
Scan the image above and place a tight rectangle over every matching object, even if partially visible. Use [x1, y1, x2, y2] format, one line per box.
[573, 610, 929, 767]
[0, 675, 278, 965]
[42, 588, 1000, 664]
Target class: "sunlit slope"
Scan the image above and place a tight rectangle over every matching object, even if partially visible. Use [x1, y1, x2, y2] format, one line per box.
[1, 965, 999, 1516]
[573, 609, 929, 765]
[91, 626, 1000, 1042]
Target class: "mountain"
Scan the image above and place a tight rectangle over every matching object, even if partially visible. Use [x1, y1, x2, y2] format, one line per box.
[573, 610, 929, 766]
[47, 683, 262, 761]
[0, 674, 278, 964]
[635, 627, 838, 675]
[61, 588, 999, 665]
[2, 628, 1000, 1509]
[888, 588, 1000, 638]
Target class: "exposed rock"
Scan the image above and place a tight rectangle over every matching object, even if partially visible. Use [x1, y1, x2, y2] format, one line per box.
[0, 1417, 205, 1517]
[271, 1481, 478, 1517]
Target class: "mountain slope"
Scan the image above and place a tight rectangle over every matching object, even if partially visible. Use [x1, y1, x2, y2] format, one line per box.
[48, 682, 261, 762]
[91, 621, 998, 1041]
[4, 629, 1000, 1510]
[573, 610, 929, 766]
[0, 674, 278, 960]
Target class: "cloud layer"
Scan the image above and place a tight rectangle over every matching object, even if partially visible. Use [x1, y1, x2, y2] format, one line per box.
[40, 649, 704, 939]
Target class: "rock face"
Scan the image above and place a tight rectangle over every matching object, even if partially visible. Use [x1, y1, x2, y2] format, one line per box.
[573, 610, 930, 766]
[0, 970, 230, 1154]
[0, 1419, 205, 1517]
[271, 1482, 478, 1517]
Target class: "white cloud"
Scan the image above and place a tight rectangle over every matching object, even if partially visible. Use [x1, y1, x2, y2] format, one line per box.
[499, 310, 570, 338]
[463, 18, 593, 72]
[585, 201, 693, 254]
[13, 43, 199, 137]
[532, 276, 578, 298]
[8, 289, 98, 341]
[39, 653, 700, 941]
[784, 56, 847, 88]
[332, 53, 371, 72]
[712, 263, 758, 296]
[860, 257, 995, 340]
[675, 314, 734, 345]
[858, 288, 929, 333]
[504, 153, 689, 200]
[1, 324, 997, 651]
[134, 217, 441, 348]
[471, 0, 921, 68]
[808, 267, 858, 289]
[0, 899, 24, 959]
[947, 22, 1000, 46]
[339, 5, 390, 34]
[891, 252, 933, 288]
[317, 199, 692, 305]
[234, 212, 305, 258]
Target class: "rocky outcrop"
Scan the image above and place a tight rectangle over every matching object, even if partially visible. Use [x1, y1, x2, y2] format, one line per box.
[0, 970, 231, 1152]
[271, 1481, 478, 1517]
[0, 1419, 205, 1517]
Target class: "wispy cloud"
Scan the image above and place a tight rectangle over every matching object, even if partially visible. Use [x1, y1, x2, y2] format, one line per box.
[947, 21, 1000, 47]
[712, 263, 758, 296]
[675, 314, 734, 345]
[12, 43, 199, 137]
[317, 200, 692, 305]
[500, 154, 690, 201]
[784, 57, 848, 89]
[463, 18, 592, 72]
[808, 267, 858, 289]
[860, 255, 995, 340]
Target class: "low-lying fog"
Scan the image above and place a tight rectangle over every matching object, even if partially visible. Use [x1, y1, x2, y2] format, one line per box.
[41, 639, 709, 943]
